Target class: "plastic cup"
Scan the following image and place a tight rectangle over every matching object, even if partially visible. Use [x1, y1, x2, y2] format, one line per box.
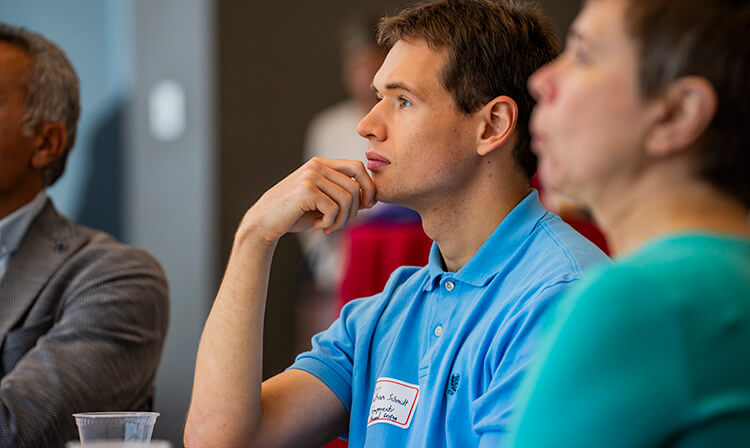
[72, 412, 160, 443]
[66, 441, 170, 448]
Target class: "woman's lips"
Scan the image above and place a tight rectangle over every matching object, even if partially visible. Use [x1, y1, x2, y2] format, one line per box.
[366, 151, 390, 171]
[530, 131, 546, 152]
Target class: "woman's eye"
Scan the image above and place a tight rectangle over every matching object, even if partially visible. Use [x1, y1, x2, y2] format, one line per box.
[562, 38, 591, 66]
[565, 42, 590, 65]
[574, 49, 590, 65]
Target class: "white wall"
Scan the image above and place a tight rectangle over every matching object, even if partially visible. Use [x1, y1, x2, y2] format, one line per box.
[128, 0, 216, 444]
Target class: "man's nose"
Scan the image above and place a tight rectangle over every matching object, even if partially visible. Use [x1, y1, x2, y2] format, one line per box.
[357, 102, 385, 142]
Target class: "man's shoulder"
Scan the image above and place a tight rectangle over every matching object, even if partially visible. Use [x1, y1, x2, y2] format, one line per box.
[383, 264, 428, 292]
[4, 201, 168, 338]
[78, 229, 164, 273]
[29, 201, 166, 282]
[525, 212, 611, 280]
[482, 212, 609, 313]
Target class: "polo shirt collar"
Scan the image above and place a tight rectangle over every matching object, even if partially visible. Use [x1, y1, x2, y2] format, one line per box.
[424, 189, 548, 290]
[0, 190, 48, 258]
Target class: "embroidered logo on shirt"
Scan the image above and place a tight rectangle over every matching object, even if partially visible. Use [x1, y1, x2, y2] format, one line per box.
[368, 377, 420, 428]
[446, 373, 460, 395]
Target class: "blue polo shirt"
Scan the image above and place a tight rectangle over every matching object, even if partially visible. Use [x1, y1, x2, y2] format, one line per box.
[289, 190, 609, 447]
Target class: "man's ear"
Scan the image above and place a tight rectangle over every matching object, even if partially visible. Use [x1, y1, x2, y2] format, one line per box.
[30, 122, 68, 169]
[644, 76, 717, 157]
[476, 95, 517, 156]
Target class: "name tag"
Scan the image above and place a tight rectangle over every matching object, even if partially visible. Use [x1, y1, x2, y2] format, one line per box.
[367, 377, 420, 428]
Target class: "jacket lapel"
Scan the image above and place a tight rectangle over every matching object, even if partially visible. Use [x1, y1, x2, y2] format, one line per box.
[0, 200, 88, 336]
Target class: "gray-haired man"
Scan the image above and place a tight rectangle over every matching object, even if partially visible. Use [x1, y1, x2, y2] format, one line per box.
[0, 24, 169, 446]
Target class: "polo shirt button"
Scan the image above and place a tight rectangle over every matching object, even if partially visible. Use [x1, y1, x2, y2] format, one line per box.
[444, 281, 455, 292]
[434, 325, 444, 337]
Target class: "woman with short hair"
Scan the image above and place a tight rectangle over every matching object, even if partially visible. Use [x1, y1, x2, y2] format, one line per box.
[510, 0, 750, 446]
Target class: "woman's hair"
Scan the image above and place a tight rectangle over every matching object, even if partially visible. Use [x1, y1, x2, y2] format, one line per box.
[625, 0, 750, 207]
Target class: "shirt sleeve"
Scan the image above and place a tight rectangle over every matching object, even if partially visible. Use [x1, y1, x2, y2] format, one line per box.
[472, 280, 578, 444]
[288, 294, 380, 413]
[508, 266, 686, 448]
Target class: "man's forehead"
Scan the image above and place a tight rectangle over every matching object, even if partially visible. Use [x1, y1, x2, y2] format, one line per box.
[0, 42, 32, 79]
[372, 38, 446, 94]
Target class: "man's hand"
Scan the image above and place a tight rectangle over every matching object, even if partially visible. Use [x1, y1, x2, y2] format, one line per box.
[240, 157, 377, 244]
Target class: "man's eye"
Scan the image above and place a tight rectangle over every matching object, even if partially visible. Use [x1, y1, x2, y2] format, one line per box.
[398, 97, 412, 108]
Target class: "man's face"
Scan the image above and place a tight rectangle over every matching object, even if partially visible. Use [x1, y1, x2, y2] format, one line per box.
[357, 39, 480, 208]
[528, 0, 658, 205]
[0, 42, 35, 197]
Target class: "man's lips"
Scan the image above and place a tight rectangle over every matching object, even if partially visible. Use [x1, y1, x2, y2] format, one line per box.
[366, 151, 390, 171]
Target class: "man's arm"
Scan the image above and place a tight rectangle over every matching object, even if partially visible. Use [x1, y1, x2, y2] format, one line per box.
[0, 247, 168, 447]
[184, 158, 376, 448]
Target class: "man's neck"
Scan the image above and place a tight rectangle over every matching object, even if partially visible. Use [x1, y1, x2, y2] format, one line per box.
[417, 174, 530, 272]
[0, 177, 44, 221]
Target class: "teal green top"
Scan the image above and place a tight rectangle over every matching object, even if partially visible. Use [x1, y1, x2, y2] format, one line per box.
[509, 233, 750, 448]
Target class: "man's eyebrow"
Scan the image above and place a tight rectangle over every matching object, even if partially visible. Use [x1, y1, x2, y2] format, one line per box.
[371, 81, 423, 100]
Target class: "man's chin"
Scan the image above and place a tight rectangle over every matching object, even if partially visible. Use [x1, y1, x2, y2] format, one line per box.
[374, 188, 404, 207]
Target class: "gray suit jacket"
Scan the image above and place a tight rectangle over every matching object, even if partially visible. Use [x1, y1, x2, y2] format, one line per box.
[0, 200, 169, 447]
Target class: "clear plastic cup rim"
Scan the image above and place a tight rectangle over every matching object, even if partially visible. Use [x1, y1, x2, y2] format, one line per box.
[73, 412, 160, 418]
[66, 440, 171, 448]
[73, 412, 160, 425]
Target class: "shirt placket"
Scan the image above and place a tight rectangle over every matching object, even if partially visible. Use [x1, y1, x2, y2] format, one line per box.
[424, 277, 461, 366]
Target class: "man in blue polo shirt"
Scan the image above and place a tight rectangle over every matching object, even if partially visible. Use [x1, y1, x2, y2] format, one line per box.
[185, 1, 609, 447]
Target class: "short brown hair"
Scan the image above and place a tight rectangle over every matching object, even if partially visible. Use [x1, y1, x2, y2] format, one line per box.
[624, 0, 750, 207]
[379, 0, 559, 179]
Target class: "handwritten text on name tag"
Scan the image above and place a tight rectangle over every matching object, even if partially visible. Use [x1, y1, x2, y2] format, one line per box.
[367, 377, 420, 428]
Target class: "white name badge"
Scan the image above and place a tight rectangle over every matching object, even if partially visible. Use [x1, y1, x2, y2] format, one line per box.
[367, 377, 420, 428]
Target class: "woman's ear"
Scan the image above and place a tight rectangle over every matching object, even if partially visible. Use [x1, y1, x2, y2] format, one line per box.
[644, 76, 717, 158]
[476, 95, 518, 156]
[30, 122, 68, 170]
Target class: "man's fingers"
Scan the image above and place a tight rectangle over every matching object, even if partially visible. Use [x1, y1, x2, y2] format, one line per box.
[316, 179, 354, 232]
[301, 181, 339, 229]
[316, 164, 362, 223]
[300, 170, 355, 232]
[321, 159, 377, 209]
[294, 157, 377, 233]
[315, 196, 339, 230]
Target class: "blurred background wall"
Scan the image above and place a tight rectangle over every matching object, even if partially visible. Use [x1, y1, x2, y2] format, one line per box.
[0, 0, 579, 445]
